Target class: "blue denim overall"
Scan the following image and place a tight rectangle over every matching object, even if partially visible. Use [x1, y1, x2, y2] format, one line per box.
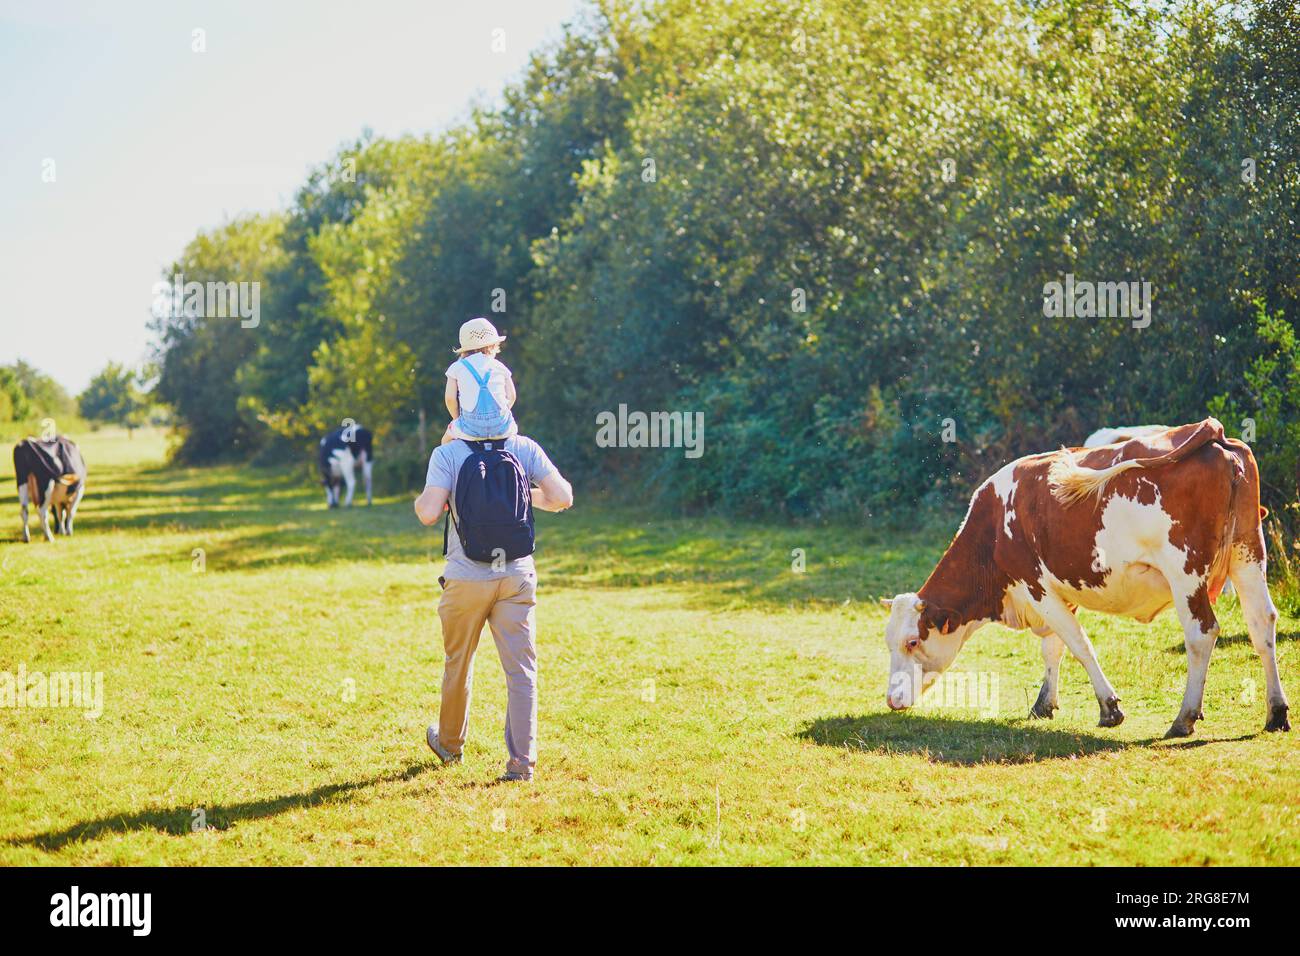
[455, 358, 515, 438]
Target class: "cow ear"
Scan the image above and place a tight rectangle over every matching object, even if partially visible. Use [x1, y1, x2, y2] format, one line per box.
[923, 605, 961, 636]
[879, 597, 894, 608]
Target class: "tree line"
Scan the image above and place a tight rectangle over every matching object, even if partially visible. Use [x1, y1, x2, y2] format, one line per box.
[147, 0, 1300, 518]
[1, 360, 159, 437]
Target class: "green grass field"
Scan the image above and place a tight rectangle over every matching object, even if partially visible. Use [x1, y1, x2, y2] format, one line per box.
[1, 428, 1296, 865]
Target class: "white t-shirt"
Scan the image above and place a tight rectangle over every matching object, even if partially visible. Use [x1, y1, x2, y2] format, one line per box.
[446, 353, 512, 413]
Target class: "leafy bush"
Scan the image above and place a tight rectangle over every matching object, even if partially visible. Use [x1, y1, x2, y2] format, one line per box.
[1209, 304, 1300, 503]
[147, 0, 1300, 520]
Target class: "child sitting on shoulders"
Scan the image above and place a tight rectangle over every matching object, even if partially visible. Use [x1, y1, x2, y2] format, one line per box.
[441, 317, 517, 445]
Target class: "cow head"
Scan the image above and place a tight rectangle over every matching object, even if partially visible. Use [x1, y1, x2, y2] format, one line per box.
[879, 593, 965, 710]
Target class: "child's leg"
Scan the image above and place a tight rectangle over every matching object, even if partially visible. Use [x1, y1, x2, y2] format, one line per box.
[440, 423, 457, 446]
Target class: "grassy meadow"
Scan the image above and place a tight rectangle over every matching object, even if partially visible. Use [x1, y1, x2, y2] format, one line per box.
[0, 428, 1296, 865]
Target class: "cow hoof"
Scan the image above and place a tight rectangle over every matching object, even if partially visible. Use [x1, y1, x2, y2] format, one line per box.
[1029, 687, 1057, 720]
[1164, 709, 1202, 738]
[1265, 703, 1291, 732]
[1097, 696, 1125, 728]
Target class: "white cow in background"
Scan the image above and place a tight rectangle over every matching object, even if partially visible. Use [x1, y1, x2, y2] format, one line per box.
[1083, 425, 1170, 448]
[318, 424, 374, 508]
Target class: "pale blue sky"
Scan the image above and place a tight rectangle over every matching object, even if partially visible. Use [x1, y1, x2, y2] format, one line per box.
[0, 0, 587, 393]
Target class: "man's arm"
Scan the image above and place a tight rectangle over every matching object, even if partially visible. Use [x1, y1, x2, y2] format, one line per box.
[531, 471, 573, 512]
[414, 485, 450, 525]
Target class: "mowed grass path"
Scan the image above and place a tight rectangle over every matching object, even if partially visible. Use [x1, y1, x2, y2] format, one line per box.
[0, 429, 1296, 865]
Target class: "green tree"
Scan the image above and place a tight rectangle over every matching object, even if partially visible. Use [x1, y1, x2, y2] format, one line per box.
[0, 360, 73, 425]
[0, 367, 30, 423]
[150, 214, 286, 461]
[78, 363, 146, 432]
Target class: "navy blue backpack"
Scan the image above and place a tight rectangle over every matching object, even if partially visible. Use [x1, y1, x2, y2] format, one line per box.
[443, 439, 535, 564]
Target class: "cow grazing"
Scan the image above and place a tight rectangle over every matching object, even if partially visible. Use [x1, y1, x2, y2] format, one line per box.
[1084, 424, 1169, 448]
[13, 436, 88, 543]
[318, 425, 374, 508]
[880, 419, 1289, 738]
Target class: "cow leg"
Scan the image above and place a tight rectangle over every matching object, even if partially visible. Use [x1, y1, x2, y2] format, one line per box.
[341, 457, 357, 507]
[1035, 596, 1124, 727]
[1165, 583, 1220, 738]
[66, 483, 84, 536]
[1029, 631, 1065, 719]
[1231, 556, 1290, 732]
[53, 494, 68, 535]
[37, 479, 55, 542]
[361, 456, 373, 505]
[18, 483, 30, 543]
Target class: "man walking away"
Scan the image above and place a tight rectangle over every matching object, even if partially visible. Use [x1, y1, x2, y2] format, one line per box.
[414, 433, 573, 782]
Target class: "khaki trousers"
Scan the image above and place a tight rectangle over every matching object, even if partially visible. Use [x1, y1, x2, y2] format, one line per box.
[436, 573, 538, 776]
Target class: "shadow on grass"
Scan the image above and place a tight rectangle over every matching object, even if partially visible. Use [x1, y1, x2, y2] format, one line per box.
[22, 455, 948, 605]
[1163, 629, 1300, 653]
[78, 467, 306, 504]
[797, 712, 1144, 765]
[5, 760, 434, 852]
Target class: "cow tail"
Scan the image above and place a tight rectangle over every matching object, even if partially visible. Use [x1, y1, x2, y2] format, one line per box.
[1049, 418, 1227, 507]
[1048, 453, 1145, 506]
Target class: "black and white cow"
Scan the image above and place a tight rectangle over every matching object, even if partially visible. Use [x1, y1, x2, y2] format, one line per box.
[13, 436, 88, 542]
[318, 425, 374, 508]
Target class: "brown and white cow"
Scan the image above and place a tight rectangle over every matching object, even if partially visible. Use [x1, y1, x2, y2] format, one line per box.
[881, 419, 1289, 738]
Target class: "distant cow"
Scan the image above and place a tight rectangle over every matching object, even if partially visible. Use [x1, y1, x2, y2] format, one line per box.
[880, 419, 1289, 738]
[1083, 425, 1169, 448]
[13, 436, 87, 542]
[318, 425, 374, 508]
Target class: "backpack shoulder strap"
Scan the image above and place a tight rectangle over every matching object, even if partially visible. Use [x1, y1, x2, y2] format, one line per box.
[443, 450, 478, 555]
